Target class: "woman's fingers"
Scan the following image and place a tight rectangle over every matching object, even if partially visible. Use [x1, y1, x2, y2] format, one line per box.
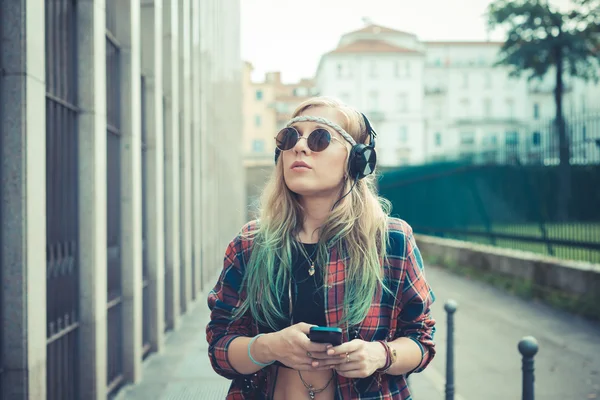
[304, 350, 330, 360]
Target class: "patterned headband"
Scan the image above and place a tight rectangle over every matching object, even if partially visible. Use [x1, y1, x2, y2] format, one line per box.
[286, 116, 357, 146]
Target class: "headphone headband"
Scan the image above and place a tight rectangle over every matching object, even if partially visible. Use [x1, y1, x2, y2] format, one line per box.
[275, 111, 377, 180]
[360, 113, 377, 148]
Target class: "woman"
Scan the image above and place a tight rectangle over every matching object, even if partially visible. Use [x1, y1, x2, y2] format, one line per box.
[206, 96, 436, 399]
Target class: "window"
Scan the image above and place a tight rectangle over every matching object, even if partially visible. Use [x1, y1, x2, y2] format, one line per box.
[256, 90, 263, 100]
[370, 61, 378, 78]
[506, 98, 515, 119]
[532, 132, 541, 146]
[505, 131, 519, 146]
[533, 103, 540, 119]
[460, 132, 475, 145]
[398, 93, 408, 112]
[368, 91, 379, 111]
[252, 139, 265, 153]
[399, 126, 408, 143]
[293, 87, 308, 97]
[434, 132, 442, 147]
[394, 61, 410, 77]
[460, 98, 470, 118]
[434, 103, 442, 118]
[484, 73, 492, 89]
[255, 115, 261, 127]
[483, 98, 492, 117]
[483, 133, 497, 146]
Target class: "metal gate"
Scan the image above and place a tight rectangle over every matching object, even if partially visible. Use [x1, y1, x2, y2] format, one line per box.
[141, 75, 151, 358]
[45, 1, 80, 399]
[106, 0, 124, 393]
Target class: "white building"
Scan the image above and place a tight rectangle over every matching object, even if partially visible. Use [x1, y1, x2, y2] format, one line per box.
[316, 24, 600, 167]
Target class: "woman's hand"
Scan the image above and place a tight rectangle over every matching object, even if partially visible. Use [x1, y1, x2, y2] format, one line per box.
[262, 323, 331, 370]
[312, 339, 387, 378]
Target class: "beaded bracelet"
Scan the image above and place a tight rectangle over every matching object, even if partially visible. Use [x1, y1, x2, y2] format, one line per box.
[248, 334, 275, 368]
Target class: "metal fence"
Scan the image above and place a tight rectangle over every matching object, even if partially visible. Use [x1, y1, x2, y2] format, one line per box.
[429, 112, 600, 166]
[106, 0, 124, 393]
[379, 114, 600, 264]
[45, 1, 80, 399]
[141, 75, 151, 358]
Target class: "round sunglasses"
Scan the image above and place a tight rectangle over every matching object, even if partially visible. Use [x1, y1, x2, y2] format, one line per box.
[274, 127, 346, 153]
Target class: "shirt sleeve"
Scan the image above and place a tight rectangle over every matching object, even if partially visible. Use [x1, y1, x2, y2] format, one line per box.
[206, 234, 253, 380]
[394, 223, 437, 373]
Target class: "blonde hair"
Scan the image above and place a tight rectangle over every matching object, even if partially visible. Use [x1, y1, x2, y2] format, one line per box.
[237, 96, 392, 330]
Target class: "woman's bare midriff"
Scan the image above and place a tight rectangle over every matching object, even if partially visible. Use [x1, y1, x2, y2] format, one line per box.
[273, 366, 336, 400]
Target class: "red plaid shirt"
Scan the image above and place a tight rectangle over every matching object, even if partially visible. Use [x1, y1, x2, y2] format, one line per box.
[206, 218, 436, 399]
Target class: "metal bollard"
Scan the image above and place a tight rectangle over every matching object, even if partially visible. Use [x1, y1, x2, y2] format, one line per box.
[518, 336, 539, 400]
[444, 300, 458, 400]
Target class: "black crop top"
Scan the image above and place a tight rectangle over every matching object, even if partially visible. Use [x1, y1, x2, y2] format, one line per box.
[258, 242, 327, 333]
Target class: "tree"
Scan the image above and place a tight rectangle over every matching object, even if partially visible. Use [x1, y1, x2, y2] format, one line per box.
[487, 0, 600, 220]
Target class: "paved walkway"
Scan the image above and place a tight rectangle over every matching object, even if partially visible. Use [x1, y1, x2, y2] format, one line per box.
[113, 291, 443, 400]
[114, 264, 600, 400]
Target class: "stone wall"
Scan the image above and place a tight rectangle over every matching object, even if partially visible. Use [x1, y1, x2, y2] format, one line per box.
[415, 234, 600, 320]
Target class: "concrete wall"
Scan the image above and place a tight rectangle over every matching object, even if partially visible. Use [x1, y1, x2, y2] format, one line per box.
[0, 0, 243, 398]
[416, 234, 600, 318]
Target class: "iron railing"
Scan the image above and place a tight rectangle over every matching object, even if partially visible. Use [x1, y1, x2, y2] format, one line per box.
[428, 113, 600, 166]
[45, 1, 80, 400]
[380, 113, 600, 264]
[106, 0, 123, 393]
[141, 75, 151, 357]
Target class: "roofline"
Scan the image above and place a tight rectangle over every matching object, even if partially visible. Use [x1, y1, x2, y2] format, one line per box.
[424, 41, 504, 46]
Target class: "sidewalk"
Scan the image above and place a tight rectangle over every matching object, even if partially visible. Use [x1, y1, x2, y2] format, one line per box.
[114, 294, 443, 400]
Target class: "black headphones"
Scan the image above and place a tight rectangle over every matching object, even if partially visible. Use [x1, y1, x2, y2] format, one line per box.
[274, 113, 377, 180]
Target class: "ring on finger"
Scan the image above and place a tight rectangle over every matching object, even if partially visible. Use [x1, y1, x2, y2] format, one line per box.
[307, 351, 312, 358]
[346, 352, 350, 363]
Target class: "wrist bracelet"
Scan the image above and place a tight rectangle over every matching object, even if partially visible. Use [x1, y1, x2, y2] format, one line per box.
[248, 334, 275, 368]
[376, 340, 393, 373]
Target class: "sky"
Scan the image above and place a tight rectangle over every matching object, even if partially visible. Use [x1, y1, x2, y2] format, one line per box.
[240, 0, 574, 84]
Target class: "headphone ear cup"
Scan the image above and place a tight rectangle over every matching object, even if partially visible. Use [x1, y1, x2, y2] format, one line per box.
[348, 144, 376, 180]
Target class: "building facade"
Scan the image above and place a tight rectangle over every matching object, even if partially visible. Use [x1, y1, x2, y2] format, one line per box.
[0, 1, 243, 399]
[242, 64, 317, 219]
[316, 23, 600, 167]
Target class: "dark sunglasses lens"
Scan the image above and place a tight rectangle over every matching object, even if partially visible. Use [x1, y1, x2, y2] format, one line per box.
[307, 129, 331, 152]
[276, 128, 298, 150]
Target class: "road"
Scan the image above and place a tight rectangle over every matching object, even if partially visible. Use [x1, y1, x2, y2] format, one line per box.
[423, 265, 600, 400]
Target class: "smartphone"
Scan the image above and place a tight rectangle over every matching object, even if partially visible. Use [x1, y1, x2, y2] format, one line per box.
[309, 326, 343, 346]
